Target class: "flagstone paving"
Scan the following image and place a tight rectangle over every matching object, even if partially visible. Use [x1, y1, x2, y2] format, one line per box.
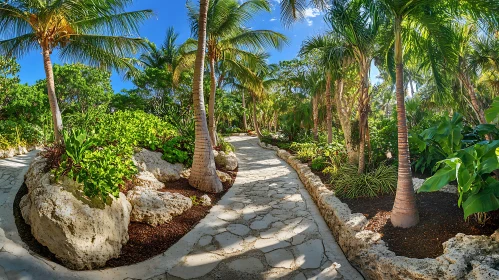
[0, 136, 363, 280]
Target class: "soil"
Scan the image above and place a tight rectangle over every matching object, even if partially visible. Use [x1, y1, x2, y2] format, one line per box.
[13, 168, 237, 270]
[343, 192, 499, 259]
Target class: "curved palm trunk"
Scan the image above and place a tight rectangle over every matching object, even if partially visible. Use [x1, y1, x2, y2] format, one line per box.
[42, 48, 63, 143]
[312, 94, 319, 141]
[208, 56, 218, 146]
[358, 59, 371, 174]
[459, 72, 490, 139]
[326, 73, 333, 144]
[189, 0, 223, 193]
[251, 93, 262, 138]
[242, 91, 248, 131]
[391, 17, 419, 228]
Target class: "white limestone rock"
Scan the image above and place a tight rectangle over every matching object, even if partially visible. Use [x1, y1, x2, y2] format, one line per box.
[214, 150, 238, 171]
[216, 170, 232, 183]
[200, 194, 212, 206]
[127, 187, 192, 226]
[133, 148, 184, 182]
[133, 171, 165, 190]
[20, 156, 131, 270]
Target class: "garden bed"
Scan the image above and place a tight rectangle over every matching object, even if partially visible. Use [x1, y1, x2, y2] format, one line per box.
[343, 192, 499, 259]
[259, 141, 499, 280]
[14, 169, 237, 269]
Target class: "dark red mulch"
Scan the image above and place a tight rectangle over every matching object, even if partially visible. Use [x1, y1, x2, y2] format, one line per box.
[343, 192, 499, 259]
[14, 168, 237, 270]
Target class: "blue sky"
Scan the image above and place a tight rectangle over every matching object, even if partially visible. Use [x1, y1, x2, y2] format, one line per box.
[15, 0, 333, 92]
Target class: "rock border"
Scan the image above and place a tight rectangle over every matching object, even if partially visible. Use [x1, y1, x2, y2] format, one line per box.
[258, 141, 499, 280]
[0, 145, 40, 159]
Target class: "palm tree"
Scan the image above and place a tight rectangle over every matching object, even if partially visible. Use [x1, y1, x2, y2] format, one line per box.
[0, 0, 151, 142]
[327, 0, 381, 173]
[189, 0, 223, 193]
[187, 0, 287, 146]
[368, 0, 499, 228]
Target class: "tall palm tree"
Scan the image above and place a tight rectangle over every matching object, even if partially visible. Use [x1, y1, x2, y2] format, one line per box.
[187, 0, 287, 146]
[364, 0, 498, 228]
[0, 0, 151, 142]
[327, 0, 381, 173]
[189, 0, 223, 193]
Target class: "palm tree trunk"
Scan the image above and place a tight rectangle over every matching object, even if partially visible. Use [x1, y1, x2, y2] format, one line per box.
[252, 93, 262, 138]
[358, 59, 370, 174]
[335, 78, 356, 164]
[326, 72, 333, 144]
[391, 16, 419, 228]
[242, 91, 248, 131]
[42, 48, 63, 143]
[208, 56, 218, 146]
[189, 0, 223, 193]
[459, 73, 491, 139]
[312, 94, 319, 141]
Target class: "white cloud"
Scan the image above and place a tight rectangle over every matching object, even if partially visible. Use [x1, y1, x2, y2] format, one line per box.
[270, 18, 277, 22]
[303, 7, 320, 26]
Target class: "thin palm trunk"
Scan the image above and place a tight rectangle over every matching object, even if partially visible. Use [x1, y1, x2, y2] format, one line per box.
[326, 72, 333, 144]
[208, 56, 218, 146]
[459, 73, 490, 140]
[358, 59, 370, 174]
[189, 0, 223, 193]
[42, 48, 63, 143]
[391, 17, 419, 228]
[242, 91, 248, 130]
[252, 93, 262, 138]
[335, 78, 356, 164]
[312, 94, 319, 141]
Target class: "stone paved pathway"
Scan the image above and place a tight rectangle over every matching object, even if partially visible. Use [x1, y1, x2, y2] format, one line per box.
[167, 136, 362, 279]
[0, 136, 362, 280]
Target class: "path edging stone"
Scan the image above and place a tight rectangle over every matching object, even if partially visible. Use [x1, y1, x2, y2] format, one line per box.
[258, 140, 499, 280]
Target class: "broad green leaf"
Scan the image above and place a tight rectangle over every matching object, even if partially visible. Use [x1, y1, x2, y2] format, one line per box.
[418, 165, 456, 193]
[463, 191, 499, 219]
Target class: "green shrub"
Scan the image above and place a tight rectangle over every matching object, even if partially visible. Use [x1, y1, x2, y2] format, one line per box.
[56, 129, 137, 201]
[329, 164, 397, 198]
[290, 142, 318, 162]
[310, 156, 327, 171]
[219, 137, 235, 153]
[162, 136, 194, 167]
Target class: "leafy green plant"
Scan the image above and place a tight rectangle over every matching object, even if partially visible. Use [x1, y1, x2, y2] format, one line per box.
[219, 137, 235, 153]
[411, 113, 465, 174]
[310, 156, 327, 171]
[190, 195, 201, 206]
[290, 142, 319, 162]
[162, 136, 194, 167]
[418, 141, 499, 219]
[329, 164, 397, 198]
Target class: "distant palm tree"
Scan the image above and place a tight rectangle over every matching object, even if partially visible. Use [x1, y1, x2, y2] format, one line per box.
[0, 0, 152, 142]
[327, 0, 381, 174]
[187, 0, 287, 146]
[189, 0, 223, 193]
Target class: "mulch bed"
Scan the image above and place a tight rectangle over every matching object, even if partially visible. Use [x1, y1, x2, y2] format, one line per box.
[342, 192, 499, 259]
[13, 168, 237, 269]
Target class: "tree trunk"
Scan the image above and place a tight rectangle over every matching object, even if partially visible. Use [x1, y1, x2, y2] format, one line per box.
[208, 56, 218, 146]
[460, 72, 490, 140]
[391, 16, 419, 228]
[42, 48, 63, 143]
[326, 72, 333, 144]
[335, 78, 356, 164]
[358, 59, 370, 174]
[252, 93, 262, 138]
[242, 91, 248, 131]
[312, 94, 319, 141]
[189, 0, 223, 193]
